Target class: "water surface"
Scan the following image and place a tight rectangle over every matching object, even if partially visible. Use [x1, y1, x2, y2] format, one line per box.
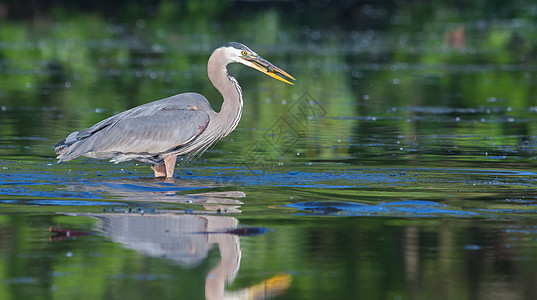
[2, 1, 537, 299]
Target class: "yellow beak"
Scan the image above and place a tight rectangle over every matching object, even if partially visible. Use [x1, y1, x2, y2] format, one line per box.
[243, 56, 296, 85]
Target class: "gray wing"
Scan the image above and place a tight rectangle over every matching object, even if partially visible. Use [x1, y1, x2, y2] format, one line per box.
[56, 93, 214, 162]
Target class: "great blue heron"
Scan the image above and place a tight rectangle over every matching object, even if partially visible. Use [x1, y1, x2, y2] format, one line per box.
[55, 42, 295, 178]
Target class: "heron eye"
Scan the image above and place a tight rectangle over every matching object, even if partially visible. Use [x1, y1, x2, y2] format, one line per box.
[241, 51, 248, 56]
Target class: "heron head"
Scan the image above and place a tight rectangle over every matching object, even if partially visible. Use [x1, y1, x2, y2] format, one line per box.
[222, 42, 295, 85]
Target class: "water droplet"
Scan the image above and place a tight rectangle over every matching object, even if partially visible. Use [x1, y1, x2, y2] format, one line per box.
[136, 19, 146, 29]
[351, 70, 363, 78]
[464, 245, 482, 250]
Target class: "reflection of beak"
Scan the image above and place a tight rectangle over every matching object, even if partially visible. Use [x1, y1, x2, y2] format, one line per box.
[243, 56, 296, 85]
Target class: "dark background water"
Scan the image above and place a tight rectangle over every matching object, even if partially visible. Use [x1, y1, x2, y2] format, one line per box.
[1, 1, 537, 299]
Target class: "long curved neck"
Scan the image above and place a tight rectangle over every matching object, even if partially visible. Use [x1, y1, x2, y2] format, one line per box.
[207, 48, 243, 137]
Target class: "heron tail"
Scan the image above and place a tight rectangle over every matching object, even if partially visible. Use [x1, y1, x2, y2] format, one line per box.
[54, 139, 68, 155]
[54, 131, 89, 162]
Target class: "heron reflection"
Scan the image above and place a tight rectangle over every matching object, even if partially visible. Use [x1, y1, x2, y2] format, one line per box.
[75, 213, 291, 299]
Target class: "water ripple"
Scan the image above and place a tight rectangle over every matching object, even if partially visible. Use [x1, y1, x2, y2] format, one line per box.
[286, 200, 481, 217]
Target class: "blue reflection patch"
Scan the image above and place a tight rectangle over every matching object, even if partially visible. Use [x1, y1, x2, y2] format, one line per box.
[0, 199, 124, 206]
[286, 200, 480, 217]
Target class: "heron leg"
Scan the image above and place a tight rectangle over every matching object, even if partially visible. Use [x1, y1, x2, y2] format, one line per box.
[151, 164, 167, 177]
[164, 155, 177, 178]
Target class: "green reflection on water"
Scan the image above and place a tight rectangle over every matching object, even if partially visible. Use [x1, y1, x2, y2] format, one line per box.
[2, 212, 537, 299]
[1, 1, 536, 162]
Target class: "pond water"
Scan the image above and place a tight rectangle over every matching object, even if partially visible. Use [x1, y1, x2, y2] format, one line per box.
[2, 1, 537, 299]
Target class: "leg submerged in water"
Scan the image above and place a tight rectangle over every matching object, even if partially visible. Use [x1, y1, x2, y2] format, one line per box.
[151, 155, 177, 178]
[151, 164, 167, 177]
[164, 155, 177, 178]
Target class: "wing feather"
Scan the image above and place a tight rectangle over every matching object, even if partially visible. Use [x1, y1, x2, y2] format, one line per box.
[93, 109, 209, 154]
[56, 93, 214, 162]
